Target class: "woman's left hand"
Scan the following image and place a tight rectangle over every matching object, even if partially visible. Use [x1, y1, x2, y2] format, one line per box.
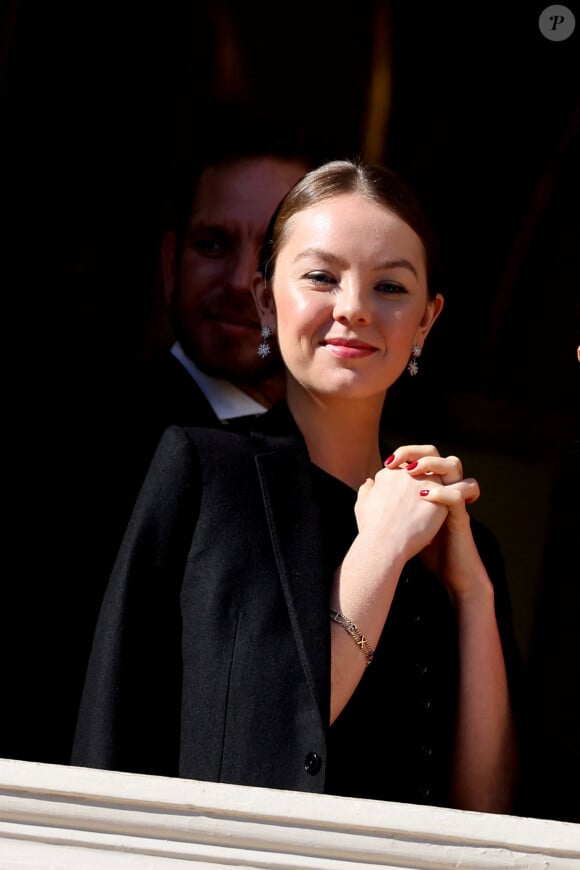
[385, 446, 517, 813]
[384, 446, 485, 602]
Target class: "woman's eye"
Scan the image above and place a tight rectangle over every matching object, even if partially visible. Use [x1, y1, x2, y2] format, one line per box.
[376, 281, 407, 295]
[305, 271, 336, 285]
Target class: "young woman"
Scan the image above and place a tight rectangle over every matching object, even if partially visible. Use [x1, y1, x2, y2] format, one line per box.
[72, 160, 521, 813]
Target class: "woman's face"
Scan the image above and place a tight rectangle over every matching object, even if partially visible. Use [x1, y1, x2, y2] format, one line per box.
[255, 192, 443, 403]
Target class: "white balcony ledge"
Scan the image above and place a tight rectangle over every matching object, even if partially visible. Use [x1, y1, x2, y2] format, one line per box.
[0, 757, 578, 869]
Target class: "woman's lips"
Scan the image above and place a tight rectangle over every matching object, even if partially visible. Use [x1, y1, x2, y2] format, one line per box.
[322, 338, 377, 358]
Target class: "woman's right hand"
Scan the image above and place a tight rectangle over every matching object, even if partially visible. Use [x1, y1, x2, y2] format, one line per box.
[330, 456, 449, 722]
[354, 461, 449, 566]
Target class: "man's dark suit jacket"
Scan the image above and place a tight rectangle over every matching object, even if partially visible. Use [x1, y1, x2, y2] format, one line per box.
[71, 406, 523, 803]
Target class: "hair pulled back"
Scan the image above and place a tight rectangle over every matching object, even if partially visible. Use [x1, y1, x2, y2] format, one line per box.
[259, 159, 443, 299]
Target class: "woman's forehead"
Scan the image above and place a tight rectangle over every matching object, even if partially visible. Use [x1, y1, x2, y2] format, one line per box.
[279, 193, 425, 259]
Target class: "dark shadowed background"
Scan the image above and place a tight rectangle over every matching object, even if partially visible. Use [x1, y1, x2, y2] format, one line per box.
[2, 0, 579, 820]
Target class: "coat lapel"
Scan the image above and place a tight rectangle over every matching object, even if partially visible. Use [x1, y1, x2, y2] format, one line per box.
[251, 429, 331, 725]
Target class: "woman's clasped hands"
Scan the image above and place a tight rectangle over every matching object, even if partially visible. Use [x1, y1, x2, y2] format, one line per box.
[355, 445, 485, 602]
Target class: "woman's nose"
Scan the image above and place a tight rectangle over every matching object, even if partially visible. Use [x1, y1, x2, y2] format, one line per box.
[333, 282, 371, 325]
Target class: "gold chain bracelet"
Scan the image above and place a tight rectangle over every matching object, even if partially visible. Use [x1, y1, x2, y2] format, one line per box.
[330, 608, 374, 666]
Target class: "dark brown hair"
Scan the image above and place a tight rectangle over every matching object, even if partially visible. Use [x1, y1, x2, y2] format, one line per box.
[259, 159, 443, 299]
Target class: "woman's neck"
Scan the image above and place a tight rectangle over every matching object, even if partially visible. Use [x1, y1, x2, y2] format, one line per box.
[287, 384, 385, 490]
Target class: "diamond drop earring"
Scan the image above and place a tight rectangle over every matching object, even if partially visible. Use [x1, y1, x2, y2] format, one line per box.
[257, 326, 272, 359]
[407, 343, 422, 376]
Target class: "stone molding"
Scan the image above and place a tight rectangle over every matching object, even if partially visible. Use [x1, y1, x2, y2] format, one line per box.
[0, 758, 578, 868]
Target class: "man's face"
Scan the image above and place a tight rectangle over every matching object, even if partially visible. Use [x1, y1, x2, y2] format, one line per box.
[168, 156, 308, 380]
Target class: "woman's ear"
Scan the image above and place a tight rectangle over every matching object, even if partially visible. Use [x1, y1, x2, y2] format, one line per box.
[251, 272, 277, 331]
[416, 292, 444, 344]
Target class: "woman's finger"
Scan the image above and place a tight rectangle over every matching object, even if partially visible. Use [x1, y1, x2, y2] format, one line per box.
[418, 477, 480, 506]
[404, 454, 464, 485]
[384, 445, 440, 467]
[384, 446, 464, 484]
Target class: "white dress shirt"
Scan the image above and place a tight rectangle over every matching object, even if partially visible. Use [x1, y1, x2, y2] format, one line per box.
[170, 341, 268, 421]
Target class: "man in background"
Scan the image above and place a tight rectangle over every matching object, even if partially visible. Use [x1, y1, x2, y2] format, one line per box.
[110, 105, 319, 572]
[138, 105, 318, 433]
[2, 104, 320, 767]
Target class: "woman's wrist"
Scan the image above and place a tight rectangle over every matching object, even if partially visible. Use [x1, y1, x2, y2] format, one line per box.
[447, 572, 495, 612]
[353, 527, 415, 576]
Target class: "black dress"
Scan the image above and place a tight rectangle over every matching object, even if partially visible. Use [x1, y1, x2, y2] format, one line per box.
[72, 402, 523, 807]
[311, 462, 522, 806]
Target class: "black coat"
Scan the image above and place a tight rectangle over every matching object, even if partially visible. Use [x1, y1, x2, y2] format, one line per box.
[72, 406, 522, 803]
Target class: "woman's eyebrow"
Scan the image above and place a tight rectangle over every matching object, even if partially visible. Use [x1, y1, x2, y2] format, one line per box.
[293, 247, 345, 266]
[375, 257, 419, 279]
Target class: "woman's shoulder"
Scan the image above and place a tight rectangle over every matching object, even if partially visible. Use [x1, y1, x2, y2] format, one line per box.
[153, 403, 304, 469]
[149, 424, 257, 480]
[191, 401, 304, 450]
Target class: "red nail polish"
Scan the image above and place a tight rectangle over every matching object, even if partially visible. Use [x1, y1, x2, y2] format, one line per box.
[419, 489, 430, 497]
[406, 461, 418, 470]
[384, 454, 395, 466]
